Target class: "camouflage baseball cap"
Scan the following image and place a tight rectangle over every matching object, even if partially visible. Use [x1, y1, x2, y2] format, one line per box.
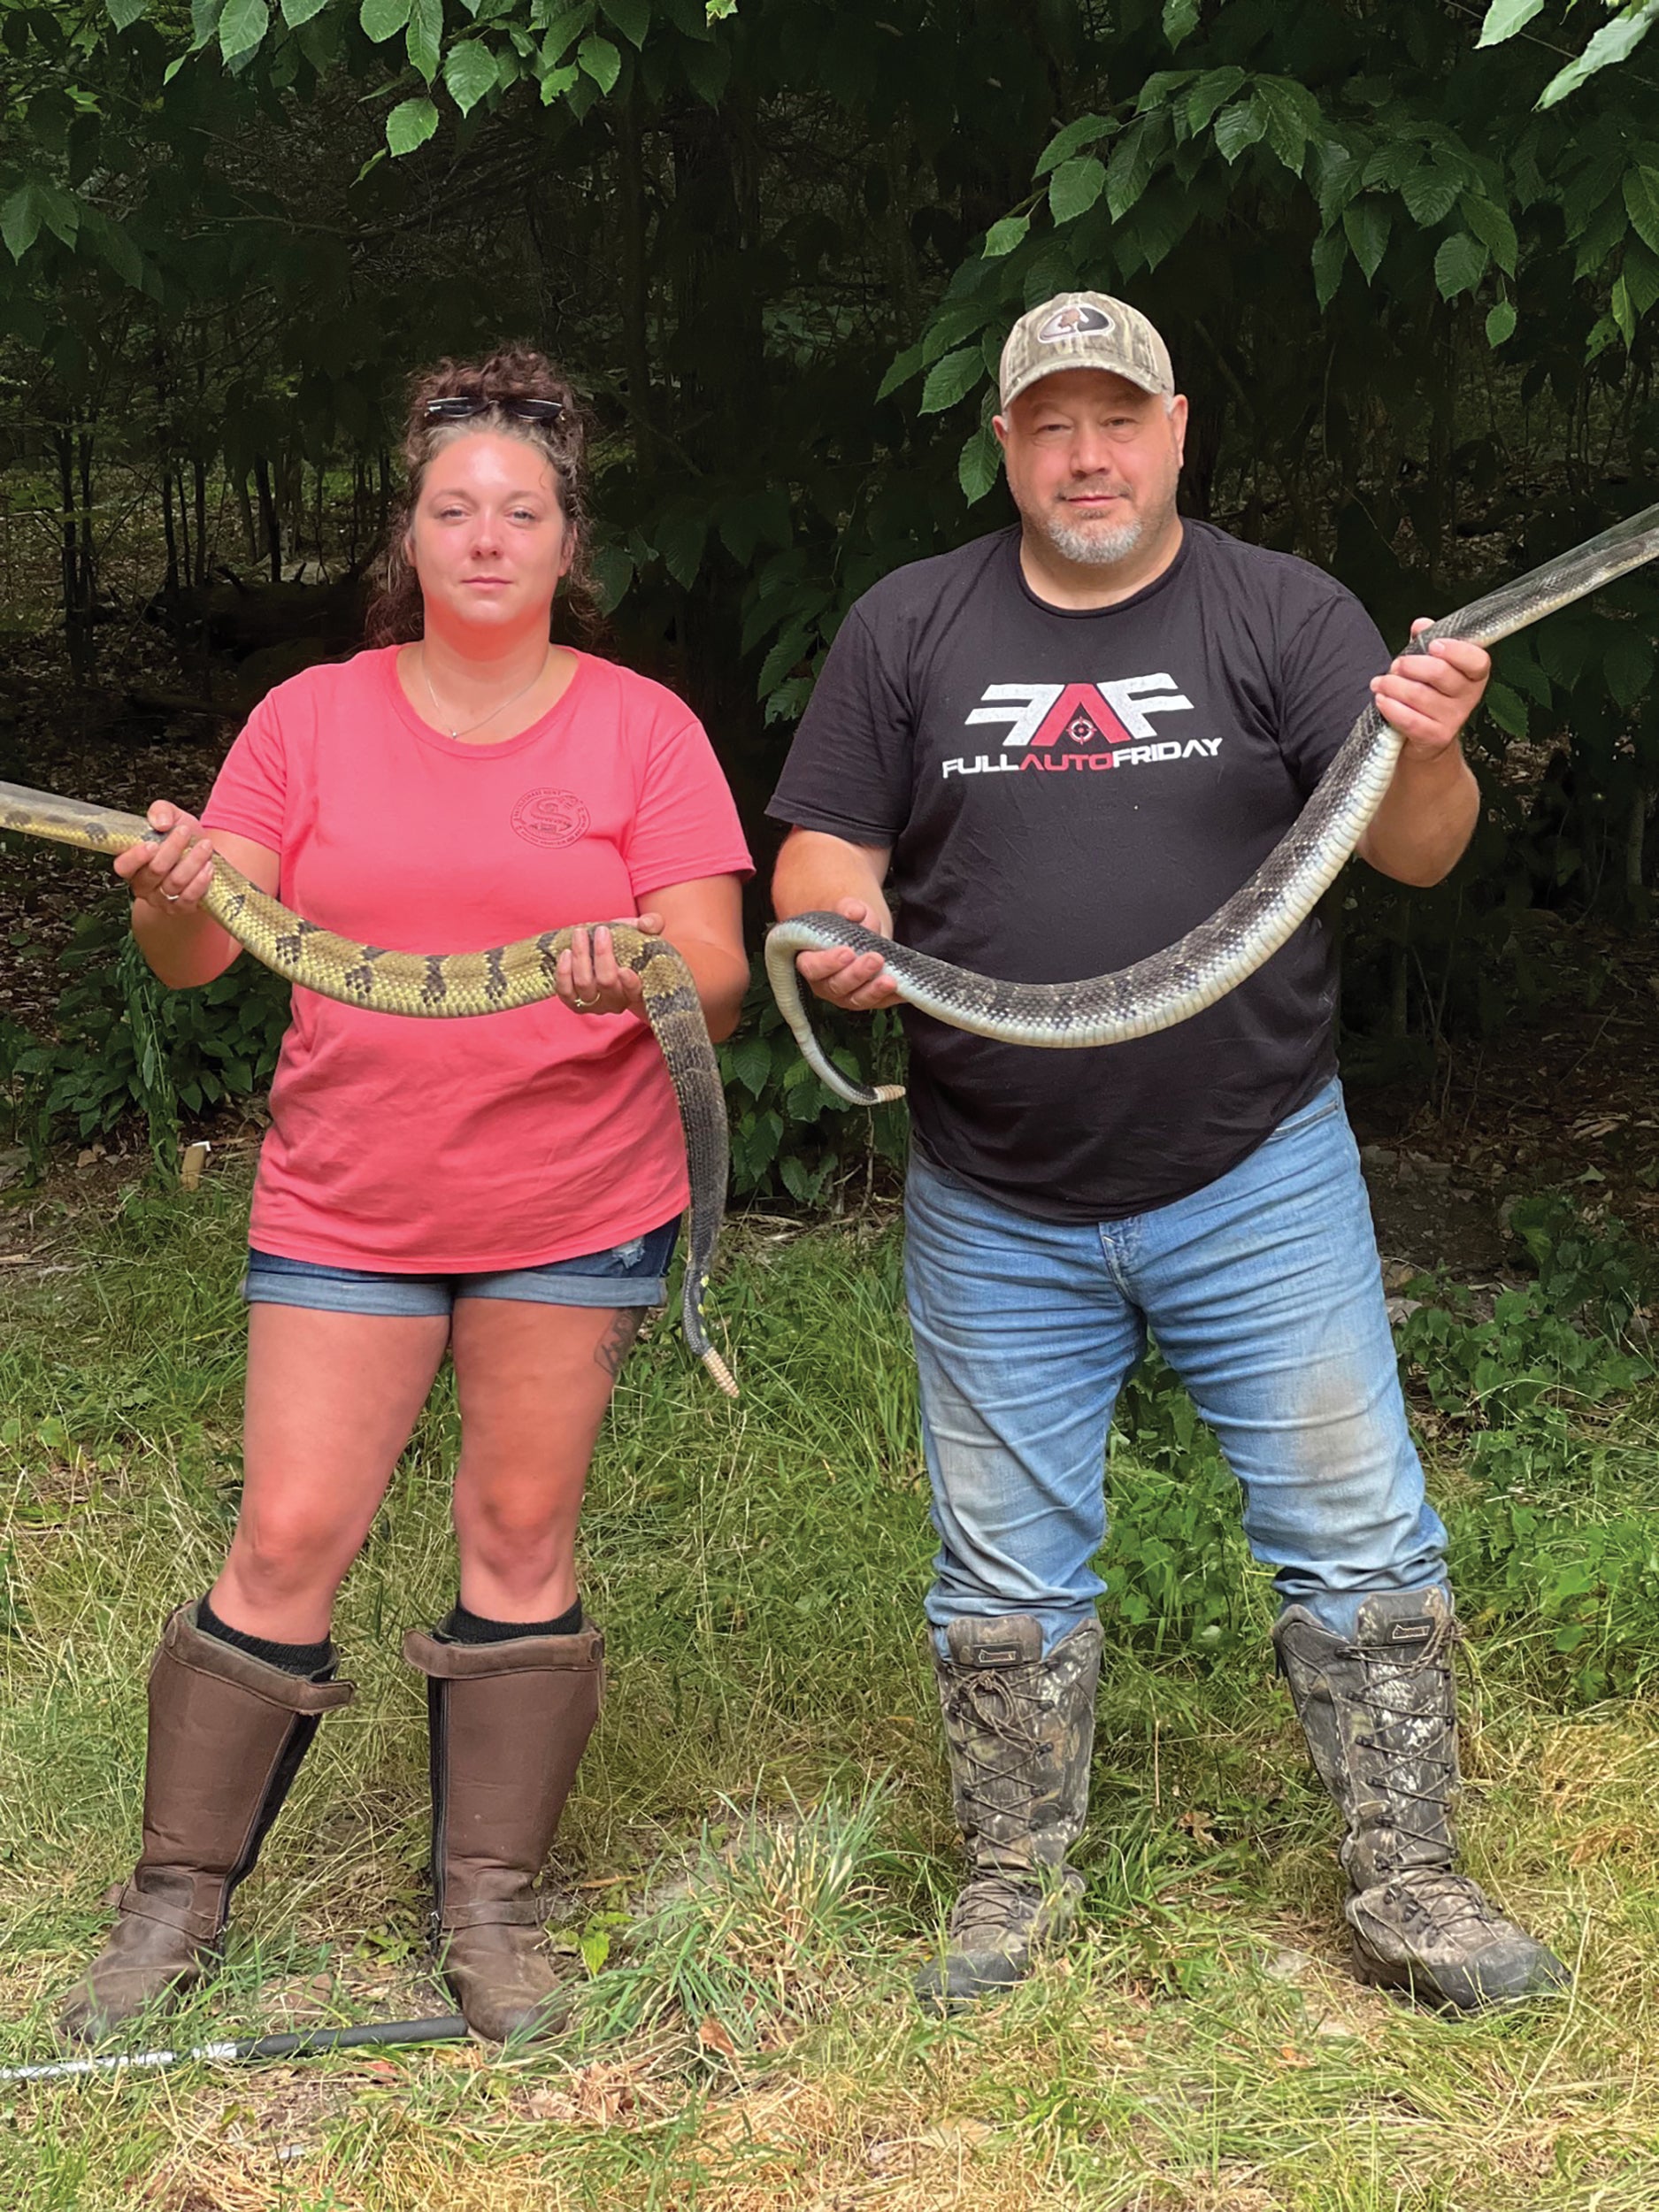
[997, 292, 1175, 411]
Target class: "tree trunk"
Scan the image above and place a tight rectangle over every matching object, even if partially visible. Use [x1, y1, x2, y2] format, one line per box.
[254, 457, 282, 584]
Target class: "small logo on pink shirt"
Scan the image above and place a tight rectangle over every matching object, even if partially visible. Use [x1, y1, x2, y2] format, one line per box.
[511, 788, 590, 848]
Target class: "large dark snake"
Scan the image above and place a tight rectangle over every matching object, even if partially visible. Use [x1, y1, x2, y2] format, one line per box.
[764, 503, 1659, 1100]
[0, 789, 737, 1396]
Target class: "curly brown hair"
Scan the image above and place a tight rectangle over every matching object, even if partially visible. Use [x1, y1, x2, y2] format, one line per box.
[364, 346, 601, 646]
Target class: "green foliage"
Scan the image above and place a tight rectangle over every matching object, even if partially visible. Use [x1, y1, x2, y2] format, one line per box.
[718, 982, 907, 1208]
[0, 903, 290, 1167]
[572, 1790, 893, 2056]
[1393, 1196, 1659, 1701]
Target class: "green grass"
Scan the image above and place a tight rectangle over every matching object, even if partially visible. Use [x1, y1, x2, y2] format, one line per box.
[3, 1164, 1659, 2208]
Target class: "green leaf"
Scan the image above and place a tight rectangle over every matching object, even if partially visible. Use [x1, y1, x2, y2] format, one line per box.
[1475, 0, 1544, 44]
[727, 1034, 772, 1097]
[443, 37, 498, 111]
[876, 340, 926, 401]
[1485, 297, 1517, 346]
[1162, 0, 1199, 46]
[1213, 97, 1268, 164]
[1401, 163, 1463, 228]
[387, 95, 439, 152]
[1433, 230, 1489, 298]
[1624, 167, 1659, 257]
[1256, 81, 1311, 174]
[1539, 0, 1659, 108]
[1604, 624, 1654, 709]
[219, 0, 268, 60]
[1, 186, 42, 262]
[406, 0, 442, 77]
[1624, 236, 1659, 316]
[190, 0, 222, 49]
[589, 542, 634, 611]
[85, 208, 145, 288]
[1484, 678, 1527, 736]
[362, 0, 411, 35]
[1034, 113, 1112, 180]
[1342, 196, 1391, 281]
[655, 506, 707, 588]
[578, 31, 620, 88]
[958, 425, 1000, 505]
[1310, 227, 1346, 309]
[1460, 194, 1517, 273]
[539, 61, 579, 101]
[1106, 122, 1156, 219]
[680, 34, 727, 101]
[105, 0, 149, 27]
[1048, 154, 1106, 225]
[1612, 272, 1636, 345]
[281, 0, 330, 19]
[601, 0, 649, 44]
[983, 214, 1029, 258]
[920, 346, 985, 414]
[1186, 65, 1246, 134]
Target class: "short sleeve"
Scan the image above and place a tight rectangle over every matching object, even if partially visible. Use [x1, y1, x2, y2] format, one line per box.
[625, 713, 753, 899]
[764, 605, 915, 844]
[200, 692, 288, 851]
[1275, 588, 1391, 795]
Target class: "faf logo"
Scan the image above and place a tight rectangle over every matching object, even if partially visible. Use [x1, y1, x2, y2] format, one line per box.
[941, 674, 1221, 779]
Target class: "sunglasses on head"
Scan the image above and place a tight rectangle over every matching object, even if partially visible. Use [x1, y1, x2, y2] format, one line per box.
[424, 396, 565, 425]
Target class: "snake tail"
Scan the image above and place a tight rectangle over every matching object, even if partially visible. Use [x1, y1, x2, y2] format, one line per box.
[764, 499, 1659, 1097]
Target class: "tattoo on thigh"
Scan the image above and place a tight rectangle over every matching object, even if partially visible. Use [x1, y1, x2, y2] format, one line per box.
[594, 1309, 644, 1379]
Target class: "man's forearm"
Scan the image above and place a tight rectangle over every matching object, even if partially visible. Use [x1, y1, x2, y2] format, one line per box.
[1357, 744, 1480, 888]
[771, 829, 894, 933]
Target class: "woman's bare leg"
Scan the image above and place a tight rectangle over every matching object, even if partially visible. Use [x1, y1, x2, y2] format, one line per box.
[211, 1305, 452, 1644]
[448, 1300, 638, 1620]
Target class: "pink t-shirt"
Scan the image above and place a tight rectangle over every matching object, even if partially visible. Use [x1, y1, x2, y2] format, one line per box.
[202, 646, 752, 1271]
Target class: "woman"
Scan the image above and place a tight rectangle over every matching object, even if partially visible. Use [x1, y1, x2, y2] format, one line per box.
[59, 350, 752, 2047]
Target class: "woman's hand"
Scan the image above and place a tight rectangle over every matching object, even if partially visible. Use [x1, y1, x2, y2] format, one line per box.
[113, 803, 217, 912]
[556, 914, 664, 1019]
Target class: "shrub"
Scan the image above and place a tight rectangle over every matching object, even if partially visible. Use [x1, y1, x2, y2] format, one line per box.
[0, 900, 290, 1168]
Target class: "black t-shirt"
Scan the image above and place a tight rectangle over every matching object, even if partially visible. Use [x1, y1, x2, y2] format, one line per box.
[765, 521, 1390, 1223]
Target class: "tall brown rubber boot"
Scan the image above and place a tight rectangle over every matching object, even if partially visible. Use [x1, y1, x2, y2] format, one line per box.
[59, 1604, 354, 2044]
[403, 1623, 603, 2044]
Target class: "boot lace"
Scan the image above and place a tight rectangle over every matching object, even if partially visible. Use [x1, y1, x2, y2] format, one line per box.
[940, 1663, 1050, 1834]
[1338, 1617, 1462, 1877]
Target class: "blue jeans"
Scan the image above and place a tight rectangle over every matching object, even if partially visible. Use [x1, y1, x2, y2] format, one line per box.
[903, 1079, 1448, 1652]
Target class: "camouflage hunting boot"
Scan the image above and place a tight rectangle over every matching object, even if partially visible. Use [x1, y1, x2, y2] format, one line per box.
[917, 1614, 1102, 2015]
[1273, 1587, 1568, 2011]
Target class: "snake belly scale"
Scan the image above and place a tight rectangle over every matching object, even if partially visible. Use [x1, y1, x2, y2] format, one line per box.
[0, 786, 737, 1398]
[764, 502, 1659, 1101]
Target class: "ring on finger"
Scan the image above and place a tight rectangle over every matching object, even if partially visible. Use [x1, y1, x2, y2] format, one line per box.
[572, 992, 600, 1010]
[162, 892, 181, 902]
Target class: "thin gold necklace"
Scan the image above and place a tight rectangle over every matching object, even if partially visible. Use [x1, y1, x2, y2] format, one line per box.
[418, 645, 551, 740]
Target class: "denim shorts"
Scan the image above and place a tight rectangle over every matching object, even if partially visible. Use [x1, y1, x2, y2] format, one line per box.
[241, 1219, 680, 1318]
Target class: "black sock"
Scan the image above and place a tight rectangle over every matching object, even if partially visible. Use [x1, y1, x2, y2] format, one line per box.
[198, 1594, 335, 1681]
[436, 1596, 584, 1643]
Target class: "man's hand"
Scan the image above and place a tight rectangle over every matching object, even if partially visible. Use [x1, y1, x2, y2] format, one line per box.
[794, 896, 902, 1012]
[1369, 620, 1490, 758]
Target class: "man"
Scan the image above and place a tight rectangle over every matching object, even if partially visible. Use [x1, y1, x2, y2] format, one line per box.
[767, 292, 1565, 2015]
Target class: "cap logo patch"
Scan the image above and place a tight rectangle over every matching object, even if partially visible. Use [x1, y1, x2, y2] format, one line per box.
[1037, 303, 1113, 345]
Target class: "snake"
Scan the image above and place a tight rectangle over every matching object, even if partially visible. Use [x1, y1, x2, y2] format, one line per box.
[0, 787, 738, 1397]
[765, 501, 1659, 1102]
